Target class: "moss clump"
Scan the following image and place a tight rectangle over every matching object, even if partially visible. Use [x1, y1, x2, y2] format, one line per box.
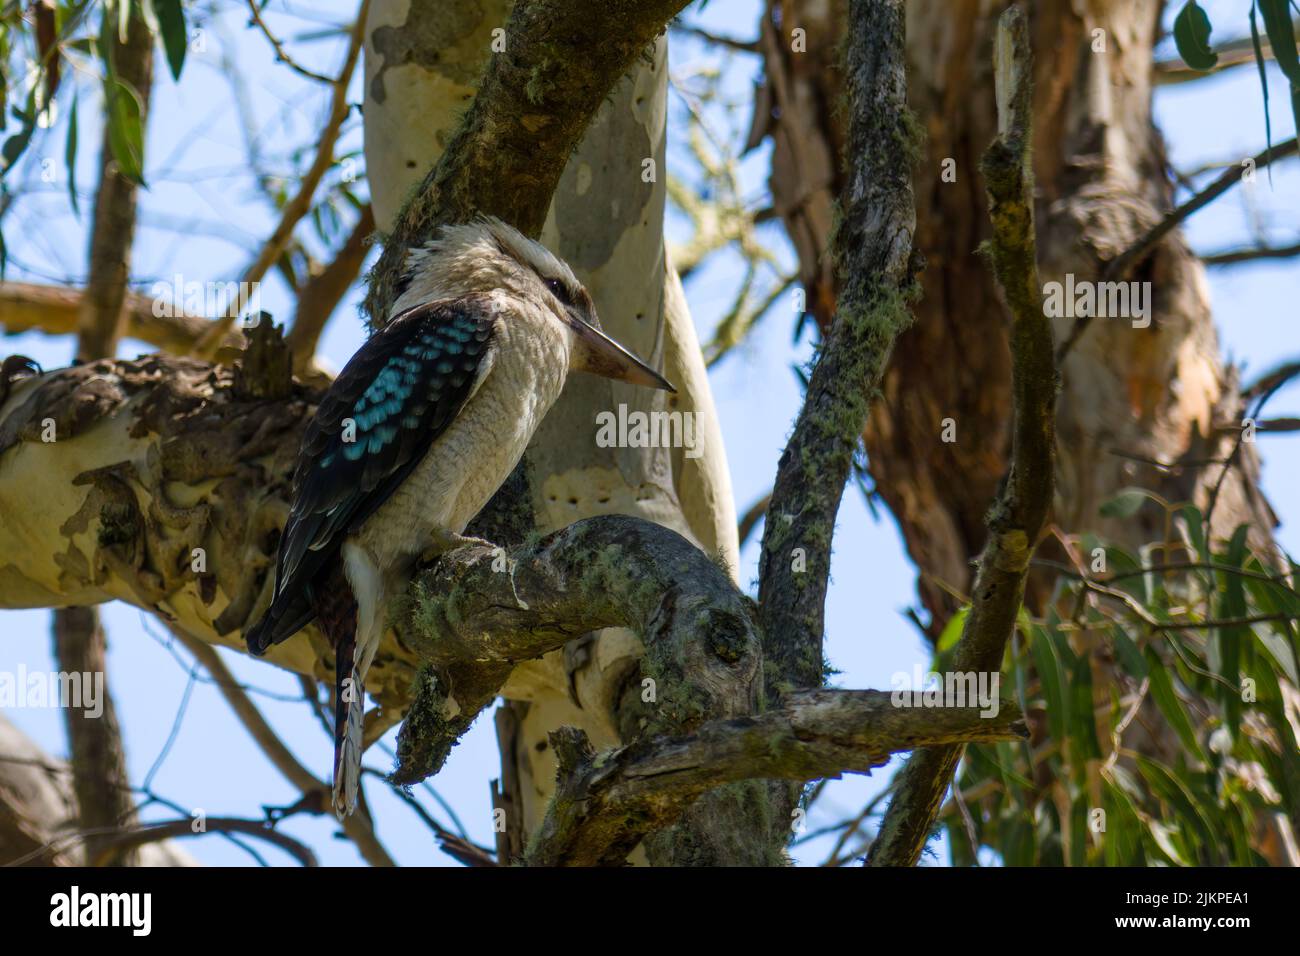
[524, 57, 558, 106]
[390, 664, 457, 786]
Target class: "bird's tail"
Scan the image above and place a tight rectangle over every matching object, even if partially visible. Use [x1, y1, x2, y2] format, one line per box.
[312, 568, 363, 820]
[332, 648, 365, 820]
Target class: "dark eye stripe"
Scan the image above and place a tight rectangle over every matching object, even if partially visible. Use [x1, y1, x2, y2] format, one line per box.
[544, 277, 572, 306]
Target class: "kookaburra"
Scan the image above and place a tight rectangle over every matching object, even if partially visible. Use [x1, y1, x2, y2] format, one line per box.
[245, 217, 673, 818]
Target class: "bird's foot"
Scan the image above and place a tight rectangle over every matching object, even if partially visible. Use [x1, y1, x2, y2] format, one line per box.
[419, 531, 494, 566]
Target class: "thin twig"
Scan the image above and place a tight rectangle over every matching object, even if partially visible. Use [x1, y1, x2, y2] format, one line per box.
[1203, 239, 1300, 266]
[169, 626, 396, 867]
[194, 0, 371, 359]
[91, 816, 318, 867]
[246, 1, 336, 83]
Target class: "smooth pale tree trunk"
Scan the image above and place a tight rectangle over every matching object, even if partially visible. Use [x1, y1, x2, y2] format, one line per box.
[364, 0, 739, 860]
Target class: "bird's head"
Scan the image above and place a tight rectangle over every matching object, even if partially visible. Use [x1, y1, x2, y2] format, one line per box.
[394, 217, 674, 392]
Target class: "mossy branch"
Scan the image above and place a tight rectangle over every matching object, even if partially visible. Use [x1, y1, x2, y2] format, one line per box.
[393, 515, 764, 787]
[525, 691, 1027, 867]
[753, 0, 918, 854]
[757, 0, 917, 700]
[867, 5, 1057, 868]
[397, 515, 1025, 865]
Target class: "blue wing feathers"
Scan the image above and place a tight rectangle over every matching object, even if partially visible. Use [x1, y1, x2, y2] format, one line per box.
[245, 295, 498, 654]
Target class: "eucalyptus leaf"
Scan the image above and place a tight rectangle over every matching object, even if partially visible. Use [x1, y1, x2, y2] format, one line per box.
[1144, 647, 1207, 762]
[1173, 0, 1219, 71]
[1099, 487, 1157, 519]
[103, 77, 147, 186]
[155, 0, 188, 81]
[65, 91, 79, 216]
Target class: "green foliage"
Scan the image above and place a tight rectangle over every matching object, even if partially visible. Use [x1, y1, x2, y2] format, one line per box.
[1173, 1, 1218, 72]
[945, 496, 1300, 866]
[1169, 2, 1300, 162]
[1255, 0, 1300, 146]
[0, 1, 197, 259]
[102, 74, 145, 184]
[152, 0, 187, 82]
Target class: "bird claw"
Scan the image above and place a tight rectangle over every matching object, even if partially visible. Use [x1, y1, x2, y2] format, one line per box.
[419, 532, 493, 566]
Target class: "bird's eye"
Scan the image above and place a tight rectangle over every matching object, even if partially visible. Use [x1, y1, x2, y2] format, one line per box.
[544, 278, 572, 305]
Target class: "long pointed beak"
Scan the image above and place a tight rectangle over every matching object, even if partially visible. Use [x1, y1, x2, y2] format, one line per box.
[568, 313, 675, 392]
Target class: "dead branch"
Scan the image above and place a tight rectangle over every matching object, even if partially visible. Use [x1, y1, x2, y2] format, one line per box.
[526, 691, 1027, 866]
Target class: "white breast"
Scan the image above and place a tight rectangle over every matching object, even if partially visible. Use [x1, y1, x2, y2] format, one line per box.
[351, 306, 570, 570]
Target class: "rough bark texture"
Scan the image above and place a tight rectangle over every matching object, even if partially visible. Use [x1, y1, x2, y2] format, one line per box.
[755, 0, 917, 849]
[528, 690, 1026, 866]
[390, 516, 763, 787]
[750, 0, 1284, 862]
[868, 7, 1055, 866]
[0, 355, 370, 690]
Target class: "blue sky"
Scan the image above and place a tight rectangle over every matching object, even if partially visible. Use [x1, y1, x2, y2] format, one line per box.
[1, 0, 1296, 866]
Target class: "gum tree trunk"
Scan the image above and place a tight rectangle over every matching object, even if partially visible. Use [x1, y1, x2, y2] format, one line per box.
[363, 0, 741, 862]
[753, 0, 1285, 860]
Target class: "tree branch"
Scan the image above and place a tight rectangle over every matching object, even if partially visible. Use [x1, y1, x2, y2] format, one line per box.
[0, 281, 243, 353]
[1202, 238, 1300, 266]
[751, 0, 917, 854]
[670, 23, 761, 54]
[390, 515, 763, 787]
[526, 691, 1027, 866]
[52, 606, 138, 866]
[868, 5, 1056, 867]
[758, 0, 916, 698]
[90, 816, 318, 867]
